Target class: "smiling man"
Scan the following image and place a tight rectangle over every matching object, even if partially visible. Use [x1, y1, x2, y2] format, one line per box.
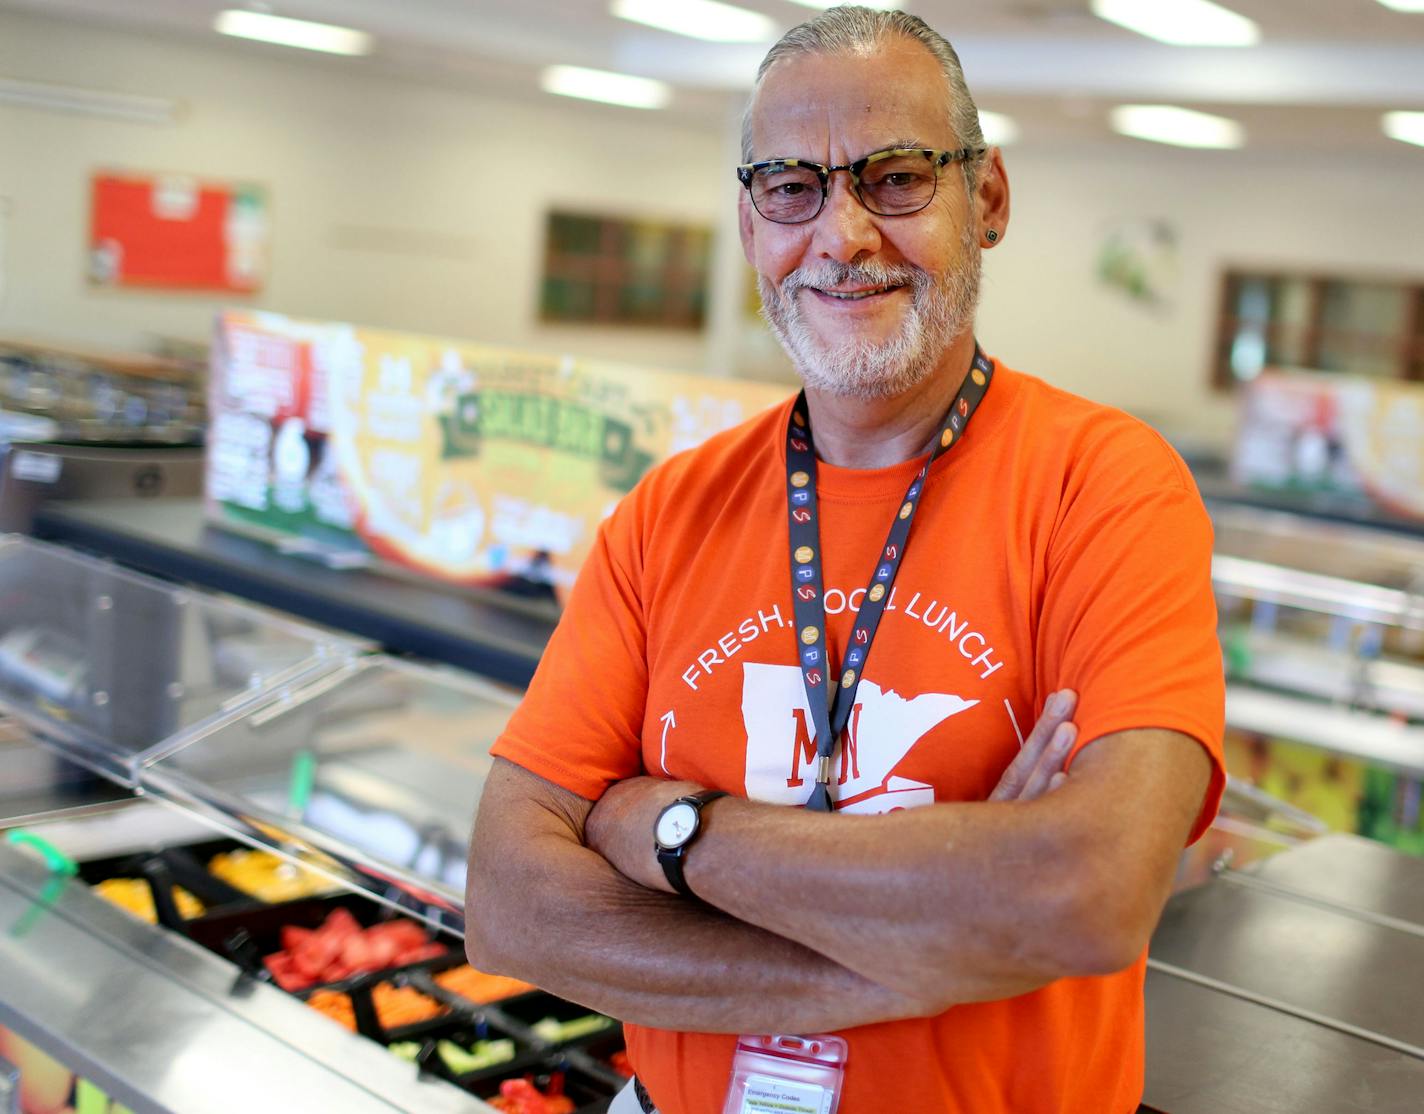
[466, 8, 1225, 1113]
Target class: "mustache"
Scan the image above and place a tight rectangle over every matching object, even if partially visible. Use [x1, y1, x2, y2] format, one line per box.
[777, 259, 928, 298]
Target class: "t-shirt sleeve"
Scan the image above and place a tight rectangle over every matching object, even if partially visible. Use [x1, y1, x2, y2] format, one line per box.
[1039, 475, 1226, 845]
[489, 500, 649, 800]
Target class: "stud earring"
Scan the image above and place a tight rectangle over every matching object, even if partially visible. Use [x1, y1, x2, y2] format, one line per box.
[985, 229, 999, 244]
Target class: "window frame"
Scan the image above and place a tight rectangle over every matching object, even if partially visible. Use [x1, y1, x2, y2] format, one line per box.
[1213, 267, 1424, 390]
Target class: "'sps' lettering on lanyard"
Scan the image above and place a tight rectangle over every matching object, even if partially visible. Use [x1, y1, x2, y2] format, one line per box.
[786, 347, 994, 813]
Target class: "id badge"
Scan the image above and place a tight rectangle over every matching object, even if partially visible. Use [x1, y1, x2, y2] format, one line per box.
[721, 1034, 848, 1114]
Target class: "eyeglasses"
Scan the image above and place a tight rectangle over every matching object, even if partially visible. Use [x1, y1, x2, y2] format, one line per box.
[736, 146, 984, 225]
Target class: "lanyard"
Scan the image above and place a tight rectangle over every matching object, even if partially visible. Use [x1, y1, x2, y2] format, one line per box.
[785, 347, 994, 813]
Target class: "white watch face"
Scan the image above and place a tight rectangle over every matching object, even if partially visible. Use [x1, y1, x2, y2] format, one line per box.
[655, 801, 699, 849]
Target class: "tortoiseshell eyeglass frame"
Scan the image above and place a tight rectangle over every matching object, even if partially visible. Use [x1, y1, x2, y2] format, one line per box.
[736, 146, 985, 224]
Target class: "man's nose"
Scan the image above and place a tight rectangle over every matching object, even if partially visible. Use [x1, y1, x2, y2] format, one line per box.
[811, 173, 881, 264]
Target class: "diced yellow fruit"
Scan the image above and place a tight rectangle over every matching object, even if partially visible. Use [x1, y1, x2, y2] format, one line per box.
[93, 878, 203, 922]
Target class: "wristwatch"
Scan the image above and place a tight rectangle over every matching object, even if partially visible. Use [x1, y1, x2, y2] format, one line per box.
[653, 789, 728, 899]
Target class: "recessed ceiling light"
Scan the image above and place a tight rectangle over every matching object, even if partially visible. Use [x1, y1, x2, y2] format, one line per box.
[1091, 0, 1260, 46]
[1383, 111, 1424, 148]
[540, 66, 672, 110]
[1111, 105, 1244, 149]
[1374, 0, 1424, 11]
[214, 10, 373, 56]
[611, 0, 776, 43]
[978, 111, 1020, 146]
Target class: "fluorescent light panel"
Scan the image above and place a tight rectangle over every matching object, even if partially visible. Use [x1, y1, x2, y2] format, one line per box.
[214, 10, 373, 56]
[1111, 104, 1244, 149]
[611, 0, 775, 43]
[978, 111, 1019, 146]
[1383, 111, 1424, 148]
[0, 76, 177, 124]
[1375, 0, 1424, 11]
[541, 66, 671, 110]
[1092, 0, 1260, 46]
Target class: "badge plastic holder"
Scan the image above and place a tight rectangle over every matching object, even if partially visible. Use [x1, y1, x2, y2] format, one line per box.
[721, 1033, 847, 1114]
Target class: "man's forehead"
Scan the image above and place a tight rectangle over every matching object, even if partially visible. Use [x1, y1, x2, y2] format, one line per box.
[748, 39, 954, 155]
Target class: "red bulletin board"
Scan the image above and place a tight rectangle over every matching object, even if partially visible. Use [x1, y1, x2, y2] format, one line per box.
[89, 172, 268, 293]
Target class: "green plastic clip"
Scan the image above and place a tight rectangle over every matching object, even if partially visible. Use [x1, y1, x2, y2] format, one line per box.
[287, 748, 316, 818]
[4, 829, 79, 876]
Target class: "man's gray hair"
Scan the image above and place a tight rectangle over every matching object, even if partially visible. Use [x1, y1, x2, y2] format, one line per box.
[741, 6, 987, 188]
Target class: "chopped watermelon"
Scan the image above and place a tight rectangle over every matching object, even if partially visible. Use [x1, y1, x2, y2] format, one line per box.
[261, 909, 445, 989]
[280, 925, 314, 952]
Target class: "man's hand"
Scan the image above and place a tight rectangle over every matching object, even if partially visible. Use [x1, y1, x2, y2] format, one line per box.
[585, 775, 702, 892]
[988, 689, 1078, 802]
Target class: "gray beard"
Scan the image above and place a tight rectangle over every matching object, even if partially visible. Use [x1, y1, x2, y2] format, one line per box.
[758, 225, 981, 400]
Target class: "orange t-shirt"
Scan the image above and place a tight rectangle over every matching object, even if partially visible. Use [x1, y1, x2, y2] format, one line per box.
[491, 359, 1226, 1114]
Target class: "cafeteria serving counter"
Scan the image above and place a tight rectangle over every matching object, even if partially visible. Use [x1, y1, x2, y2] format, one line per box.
[1143, 833, 1424, 1112]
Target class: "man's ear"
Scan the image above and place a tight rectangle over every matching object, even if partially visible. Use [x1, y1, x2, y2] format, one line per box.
[738, 190, 758, 266]
[975, 147, 1011, 248]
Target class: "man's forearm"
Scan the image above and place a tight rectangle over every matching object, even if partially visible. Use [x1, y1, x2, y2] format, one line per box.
[464, 760, 937, 1033]
[684, 792, 1090, 1006]
[594, 729, 1209, 1008]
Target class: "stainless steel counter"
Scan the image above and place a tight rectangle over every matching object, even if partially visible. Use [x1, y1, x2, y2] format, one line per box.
[1143, 835, 1424, 1113]
[0, 840, 489, 1113]
[1151, 880, 1424, 1047]
[1142, 966, 1424, 1113]
[1245, 832, 1424, 926]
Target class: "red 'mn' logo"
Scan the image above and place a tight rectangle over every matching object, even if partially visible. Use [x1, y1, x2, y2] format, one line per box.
[785, 706, 862, 788]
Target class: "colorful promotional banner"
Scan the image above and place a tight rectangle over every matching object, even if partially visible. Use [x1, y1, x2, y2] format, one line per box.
[1233, 370, 1424, 520]
[205, 311, 788, 596]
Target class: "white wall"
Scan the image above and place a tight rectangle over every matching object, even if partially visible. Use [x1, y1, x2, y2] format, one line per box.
[0, 9, 726, 372]
[977, 145, 1424, 445]
[3, 9, 1423, 445]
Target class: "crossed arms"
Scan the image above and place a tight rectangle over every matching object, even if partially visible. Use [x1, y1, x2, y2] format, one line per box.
[464, 694, 1212, 1035]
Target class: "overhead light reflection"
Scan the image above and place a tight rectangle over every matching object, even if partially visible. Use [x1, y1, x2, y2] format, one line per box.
[540, 65, 672, 110]
[1111, 104, 1245, 149]
[611, 0, 776, 43]
[978, 111, 1020, 146]
[1092, 0, 1260, 46]
[214, 10, 373, 56]
[1383, 111, 1424, 148]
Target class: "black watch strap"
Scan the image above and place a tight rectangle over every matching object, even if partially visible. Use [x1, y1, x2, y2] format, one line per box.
[656, 790, 728, 900]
